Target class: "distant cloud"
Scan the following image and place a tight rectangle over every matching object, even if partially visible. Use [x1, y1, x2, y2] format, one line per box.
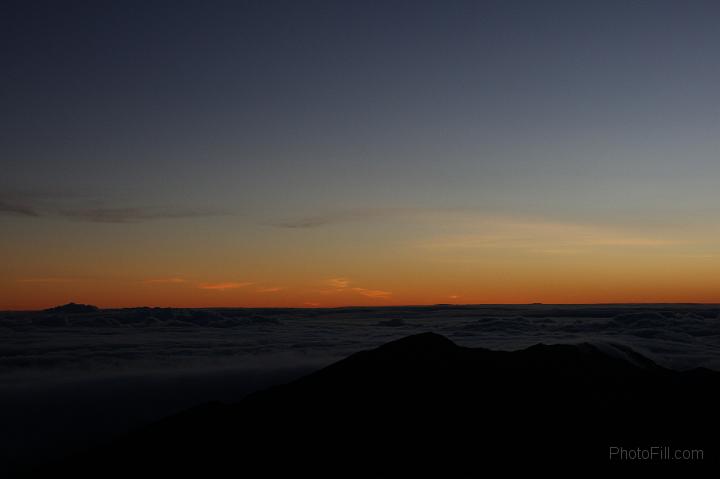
[145, 278, 272, 292]
[58, 207, 223, 224]
[273, 208, 412, 229]
[16, 277, 76, 284]
[199, 282, 253, 291]
[0, 200, 40, 217]
[326, 278, 351, 290]
[256, 287, 284, 293]
[273, 208, 688, 255]
[274, 217, 336, 229]
[272, 207, 522, 230]
[420, 217, 683, 253]
[0, 192, 224, 223]
[144, 278, 188, 284]
[323, 277, 392, 299]
[351, 287, 392, 299]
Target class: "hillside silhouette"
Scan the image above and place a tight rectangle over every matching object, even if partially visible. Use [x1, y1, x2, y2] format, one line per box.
[42, 303, 99, 314]
[44, 333, 718, 476]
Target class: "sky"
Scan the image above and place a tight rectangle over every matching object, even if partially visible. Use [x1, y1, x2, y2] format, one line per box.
[2, 0, 720, 309]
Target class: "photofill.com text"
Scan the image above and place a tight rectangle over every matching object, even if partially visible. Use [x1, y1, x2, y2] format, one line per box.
[609, 446, 703, 461]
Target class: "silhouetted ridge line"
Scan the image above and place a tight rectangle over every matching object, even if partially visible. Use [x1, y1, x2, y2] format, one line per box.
[43, 303, 99, 314]
[41, 333, 719, 478]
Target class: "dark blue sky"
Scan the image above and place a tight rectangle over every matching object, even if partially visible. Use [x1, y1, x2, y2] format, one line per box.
[4, 1, 720, 213]
[2, 1, 720, 307]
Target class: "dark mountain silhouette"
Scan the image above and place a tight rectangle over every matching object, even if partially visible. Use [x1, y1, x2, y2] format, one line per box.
[43, 303, 99, 314]
[41, 333, 718, 477]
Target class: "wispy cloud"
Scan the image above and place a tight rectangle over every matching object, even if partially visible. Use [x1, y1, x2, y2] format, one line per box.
[16, 277, 76, 284]
[274, 216, 338, 229]
[0, 192, 224, 223]
[145, 278, 278, 292]
[0, 200, 40, 217]
[198, 282, 254, 291]
[256, 287, 284, 293]
[351, 287, 392, 299]
[273, 208, 690, 253]
[326, 278, 351, 290]
[144, 278, 188, 284]
[323, 277, 392, 299]
[273, 208, 413, 229]
[420, 218, 684, 253]
[58, 207, 224, 223]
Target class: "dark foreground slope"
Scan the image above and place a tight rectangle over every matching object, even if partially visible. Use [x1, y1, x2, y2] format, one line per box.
[44, 333, 718, 476]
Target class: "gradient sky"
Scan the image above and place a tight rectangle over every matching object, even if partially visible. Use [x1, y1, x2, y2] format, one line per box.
[2, 0, 720, 309]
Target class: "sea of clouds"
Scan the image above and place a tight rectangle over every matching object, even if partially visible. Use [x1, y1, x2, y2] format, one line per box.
[3, 304, 720, 379]
[2, 304, 719, 472]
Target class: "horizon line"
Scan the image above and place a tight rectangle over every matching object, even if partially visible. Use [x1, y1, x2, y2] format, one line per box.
[3, 301, 720, 312]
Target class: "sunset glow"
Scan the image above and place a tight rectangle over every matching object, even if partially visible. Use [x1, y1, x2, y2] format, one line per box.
[3, 210, 718, 309]
[2, 2, 720, 310]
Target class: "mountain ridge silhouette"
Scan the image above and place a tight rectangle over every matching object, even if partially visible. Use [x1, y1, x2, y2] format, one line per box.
[39, 333, 718, 477]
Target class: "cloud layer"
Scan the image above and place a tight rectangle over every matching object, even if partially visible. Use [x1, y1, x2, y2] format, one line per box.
[2, 305, 719, 382]
[323, 277, 392, 299]
[2, 305, 718, 473]
[0, 193, 223, 223]
[198, 282, 254, 291]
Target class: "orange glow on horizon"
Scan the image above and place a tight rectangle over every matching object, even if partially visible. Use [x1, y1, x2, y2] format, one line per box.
[3, 212, 718, 310]
[3, 276, 719, 311]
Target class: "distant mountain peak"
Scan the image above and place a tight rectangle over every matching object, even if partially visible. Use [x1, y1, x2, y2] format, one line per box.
[44, 302, 99, 314]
